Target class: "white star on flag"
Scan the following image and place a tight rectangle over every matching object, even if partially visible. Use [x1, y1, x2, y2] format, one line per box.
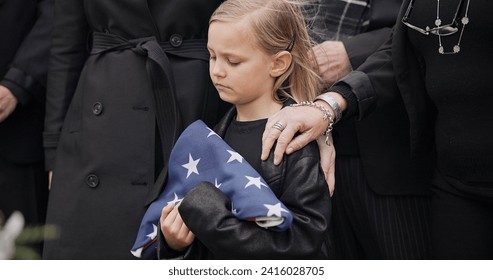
[146, 224, 158, 240]
[214, 178, 222, 188]
[182, 153, 200, 178]
[167, 193, 183, 206]
[264, 203, 290, 217]
[207, 127, 220, 138]
[245, 176, 267, 189]
[227, 150, 243, 163]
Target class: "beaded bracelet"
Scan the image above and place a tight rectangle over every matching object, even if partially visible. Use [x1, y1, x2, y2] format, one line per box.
[290, 101, 334, 145]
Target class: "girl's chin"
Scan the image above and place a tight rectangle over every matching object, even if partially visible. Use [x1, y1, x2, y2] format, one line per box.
[218, 92, 238, 104]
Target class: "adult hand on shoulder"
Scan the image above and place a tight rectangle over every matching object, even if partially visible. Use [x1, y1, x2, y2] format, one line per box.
[261, 105, 328, 165]
[160, 203, 195, 251]
[0, 85, 18, 123]
[311, 41, 352, 86]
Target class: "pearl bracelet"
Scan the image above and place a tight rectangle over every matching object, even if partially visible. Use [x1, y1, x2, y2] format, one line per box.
[290, 101, 334, 145]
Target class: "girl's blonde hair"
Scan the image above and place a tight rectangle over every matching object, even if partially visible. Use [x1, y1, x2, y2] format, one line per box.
[210, 0, 322, 102]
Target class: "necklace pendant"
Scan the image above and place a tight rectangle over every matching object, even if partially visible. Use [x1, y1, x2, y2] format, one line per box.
[435, 19, 442, 26]
[462, 17, 469, 25]
[453, 45, 460, 53]
[438, 46, 444, 54]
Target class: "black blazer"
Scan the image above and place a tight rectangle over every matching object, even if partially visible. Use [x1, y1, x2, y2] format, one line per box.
[0, 0, 53, 163]
[335, 0, 435, 195]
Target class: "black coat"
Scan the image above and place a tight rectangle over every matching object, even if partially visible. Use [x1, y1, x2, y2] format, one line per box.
[0, 0, 52, 163]
[158, 106, 332, 259]
[42, 0, 228, 259]
[0, 0, 52, 223]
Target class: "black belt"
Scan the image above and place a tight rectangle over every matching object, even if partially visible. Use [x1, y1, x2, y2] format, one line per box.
[91, 32, 208, 205]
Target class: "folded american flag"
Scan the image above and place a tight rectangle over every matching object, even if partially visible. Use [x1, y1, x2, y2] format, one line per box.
[131, 120, 293, 258]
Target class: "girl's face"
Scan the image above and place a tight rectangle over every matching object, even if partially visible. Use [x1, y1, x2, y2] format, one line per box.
[208, 18, 279, 119]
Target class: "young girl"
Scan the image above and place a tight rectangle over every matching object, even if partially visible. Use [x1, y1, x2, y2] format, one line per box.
[158, 0, 332, 259]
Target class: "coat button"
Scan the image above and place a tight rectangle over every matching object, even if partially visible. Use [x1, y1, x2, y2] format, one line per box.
[86, 174, 99, 188]
[170, 34, 183, 47]
[92, 102, 103, 115]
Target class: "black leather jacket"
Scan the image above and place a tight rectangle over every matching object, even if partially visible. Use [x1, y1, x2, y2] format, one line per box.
[158, 105, 332, 259]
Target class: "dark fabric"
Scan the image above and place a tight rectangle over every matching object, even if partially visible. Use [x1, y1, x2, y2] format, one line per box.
[332, 156, 432, 259]
[337, 0, 436, 158]
[158, 104, 332, 259]
[89, 32, 205, 205]
[305, 0, 370, 42]
[406, 0, 493, 184]
[342, 27, 394, 72]
[0, 0, 52, 164]
[0, 157, 49, 257]
[0, 158, 49, 225]
[335, 0, 493, 259]
[317, 0, 433, 261]
[0, 0, 52, 255]
[224, 118, 266, 172]
[431, 172, 493, 259]
[341, 0, 493, 190]
[331, 0, 435, 195]
[42, 0, 228, 260]
[321, 0, 434, 196]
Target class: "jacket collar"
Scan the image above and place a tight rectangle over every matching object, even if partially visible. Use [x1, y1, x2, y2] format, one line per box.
[213, 98, 296, 138]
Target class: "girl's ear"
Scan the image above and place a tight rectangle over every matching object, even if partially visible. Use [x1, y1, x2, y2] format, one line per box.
[270, 51, 292, 78]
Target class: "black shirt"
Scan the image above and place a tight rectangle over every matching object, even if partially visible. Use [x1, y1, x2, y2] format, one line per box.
[224, 118, 266, 173]
[407, 0, 493, 185]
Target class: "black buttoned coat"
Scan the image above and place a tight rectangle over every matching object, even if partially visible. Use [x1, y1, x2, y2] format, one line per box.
[43, 0, 227, 259]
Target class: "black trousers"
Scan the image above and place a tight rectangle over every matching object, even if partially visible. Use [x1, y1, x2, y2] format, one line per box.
[431, 172, 493, 259]
[332, 156, 432, 259]
[0, 157, 49, 257]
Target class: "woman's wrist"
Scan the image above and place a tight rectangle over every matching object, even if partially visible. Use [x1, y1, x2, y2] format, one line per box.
[290, 101, 334, 146]
[314, 92, 347, 123]
[315, 94, 341, 123]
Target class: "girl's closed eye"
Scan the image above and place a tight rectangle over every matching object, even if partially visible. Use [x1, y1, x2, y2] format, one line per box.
[227, 59, 240, 66]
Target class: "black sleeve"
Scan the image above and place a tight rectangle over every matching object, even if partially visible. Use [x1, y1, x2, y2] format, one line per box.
[177, 150, 331, 259]
[332, 29, 395, 121]
[0, 0, 54, 106]
[43, 0, 89, 170]
[342, 27, 393, 69]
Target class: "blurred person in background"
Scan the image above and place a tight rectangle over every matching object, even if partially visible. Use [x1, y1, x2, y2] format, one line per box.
[0, 0, 54, 257]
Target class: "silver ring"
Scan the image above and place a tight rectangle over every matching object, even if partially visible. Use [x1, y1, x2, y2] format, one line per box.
[272, 121, 284, 131]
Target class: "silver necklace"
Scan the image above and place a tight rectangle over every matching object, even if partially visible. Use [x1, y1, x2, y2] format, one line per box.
[434, 0, 471, 54]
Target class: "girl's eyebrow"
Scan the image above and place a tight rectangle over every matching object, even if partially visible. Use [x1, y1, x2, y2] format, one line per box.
[207, 47, 243, 59]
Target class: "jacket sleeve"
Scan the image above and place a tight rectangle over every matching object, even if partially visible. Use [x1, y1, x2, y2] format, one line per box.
[43, 0, 89, 170]
[331, 28, 395, 121]
[177, 150, 331, 259]
[0, 0, 53, 106]
[342, 27, 393, 70]
[330, 0, 410, 121]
